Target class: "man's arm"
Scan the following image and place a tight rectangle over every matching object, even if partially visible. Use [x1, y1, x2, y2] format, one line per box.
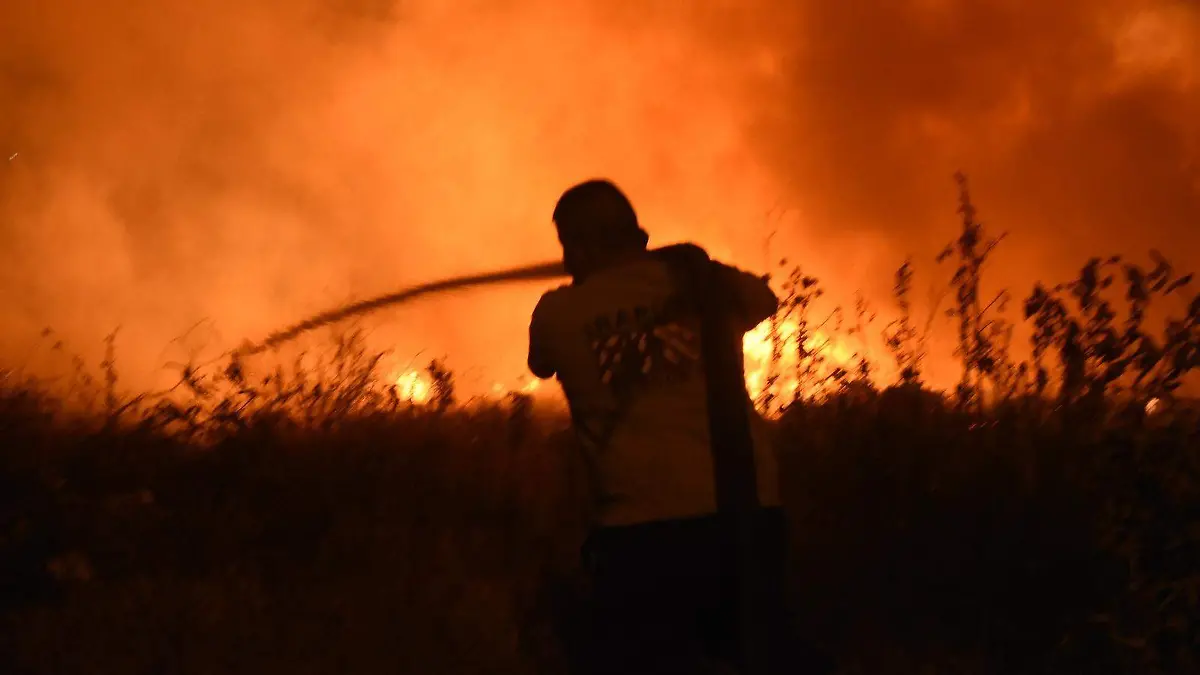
[715, 262, 779, 333]
[528, 295, 557, 380]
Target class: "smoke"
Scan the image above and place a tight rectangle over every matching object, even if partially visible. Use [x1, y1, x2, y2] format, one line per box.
[2, 0, 1197, 393]
[739, 0, 1200, 291]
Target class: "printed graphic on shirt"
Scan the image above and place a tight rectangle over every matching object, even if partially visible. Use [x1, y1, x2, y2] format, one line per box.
[583, 298, 702, 405]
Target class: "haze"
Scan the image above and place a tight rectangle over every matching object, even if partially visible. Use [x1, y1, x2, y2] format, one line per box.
[2, 0, 1197, 395]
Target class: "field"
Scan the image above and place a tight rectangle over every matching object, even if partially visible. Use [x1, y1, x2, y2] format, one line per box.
[3, 184, 1199, 674]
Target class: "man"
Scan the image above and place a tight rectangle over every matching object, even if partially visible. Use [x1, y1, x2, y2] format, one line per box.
[527, 179, 793, 674]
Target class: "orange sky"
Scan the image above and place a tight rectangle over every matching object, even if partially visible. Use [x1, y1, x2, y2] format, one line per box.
[1, 0, 1197, 396]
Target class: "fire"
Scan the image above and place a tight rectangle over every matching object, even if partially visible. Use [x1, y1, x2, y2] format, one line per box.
[492, 378, 541, 396]
[389, 318, 856, 409]
[384, 309, 864, 403]
[391, 367, 543, 405]
[742, 318, 857, 408]
[394, 370, 432, 404]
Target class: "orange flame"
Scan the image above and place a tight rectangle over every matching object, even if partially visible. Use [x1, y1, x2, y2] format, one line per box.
[390, 317, 857, 410]
[394, 370, 432, 404]
[742, 318, 857, 411]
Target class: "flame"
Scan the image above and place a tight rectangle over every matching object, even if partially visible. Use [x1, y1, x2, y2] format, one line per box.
[491, 378, 541, 396]
[742, 318, 857, 408]
[391, 316, 861, 410]
[394, 370, 432, 404]
[390, 366, 543, 406]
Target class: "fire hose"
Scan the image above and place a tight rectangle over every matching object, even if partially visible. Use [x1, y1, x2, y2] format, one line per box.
[234, 259, 569, 357]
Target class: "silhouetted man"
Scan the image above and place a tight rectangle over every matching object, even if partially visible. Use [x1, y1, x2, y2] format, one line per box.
[527, 179, 794, 674]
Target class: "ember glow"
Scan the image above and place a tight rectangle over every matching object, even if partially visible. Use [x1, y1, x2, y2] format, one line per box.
[1146, 397, 1162, 415]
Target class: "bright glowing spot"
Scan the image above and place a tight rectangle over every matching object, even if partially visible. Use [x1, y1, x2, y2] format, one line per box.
[394, 370, 432, 404]
[742, 318, 856, 410]
[1146, 397, 1161, 415]
[426, 318, 855, 411]
[489, 377, 540, 399]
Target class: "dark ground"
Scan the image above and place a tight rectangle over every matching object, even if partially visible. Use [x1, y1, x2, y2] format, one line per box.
[2, 382, 1197, 674]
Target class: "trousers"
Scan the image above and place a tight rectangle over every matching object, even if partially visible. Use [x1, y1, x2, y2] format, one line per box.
[565, 507, 800, 675]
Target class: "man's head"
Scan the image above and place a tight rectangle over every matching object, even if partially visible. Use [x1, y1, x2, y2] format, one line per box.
[552, 179, 650, 282]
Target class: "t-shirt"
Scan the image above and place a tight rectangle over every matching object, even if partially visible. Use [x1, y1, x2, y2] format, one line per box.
[527, 253, 782, 527]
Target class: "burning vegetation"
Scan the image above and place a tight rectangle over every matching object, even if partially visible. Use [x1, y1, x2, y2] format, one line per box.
[3, 1, 1200, 671]
[2, 180, 1199, 674]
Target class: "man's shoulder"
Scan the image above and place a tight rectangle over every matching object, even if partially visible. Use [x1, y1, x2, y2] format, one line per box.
[531, 283, 575, 325]
[535, 283, 574, 308]
[534, 259, 675, 325]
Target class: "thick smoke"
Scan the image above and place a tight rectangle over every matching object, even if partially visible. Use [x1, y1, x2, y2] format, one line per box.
[737, 0, 1199, 294]
[2, 0, 1197, 393]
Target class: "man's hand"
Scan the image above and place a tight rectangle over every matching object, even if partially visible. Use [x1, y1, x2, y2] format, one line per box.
[716, 263, 779, 333]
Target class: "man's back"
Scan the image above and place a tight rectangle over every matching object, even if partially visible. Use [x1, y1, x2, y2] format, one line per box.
[528, 252, 780, 527]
